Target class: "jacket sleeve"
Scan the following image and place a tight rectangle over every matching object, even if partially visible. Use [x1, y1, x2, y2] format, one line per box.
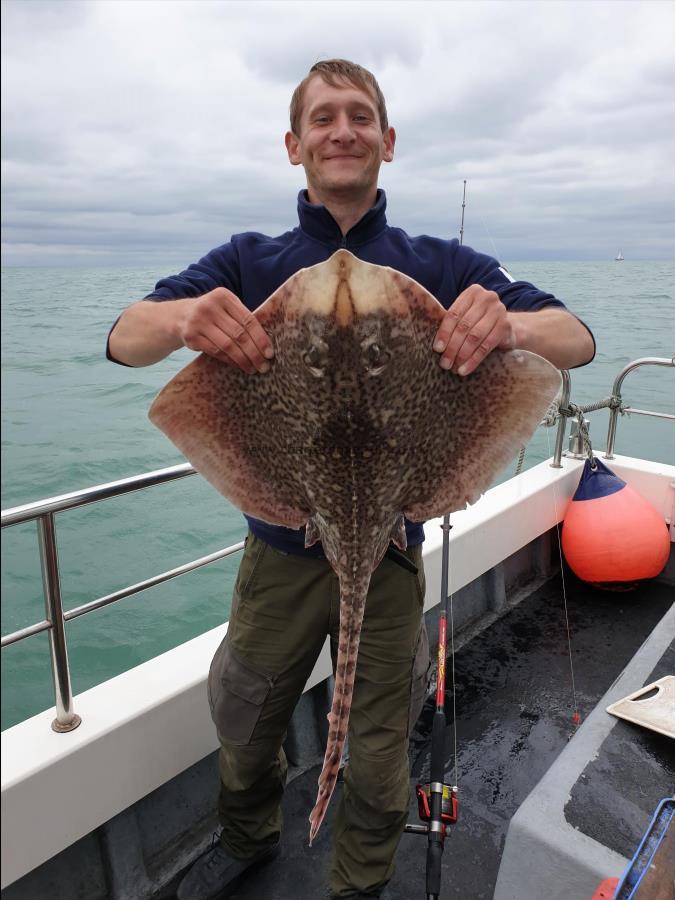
[451, 243, 596, 364]
[106, 240, 243, 365]
[453, 243, 565, 312]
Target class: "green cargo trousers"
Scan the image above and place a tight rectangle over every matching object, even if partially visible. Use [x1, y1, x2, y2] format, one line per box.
[207, 532, 430, 898]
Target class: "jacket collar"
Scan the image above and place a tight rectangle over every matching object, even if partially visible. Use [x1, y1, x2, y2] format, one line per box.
[297, 189, 388, 248]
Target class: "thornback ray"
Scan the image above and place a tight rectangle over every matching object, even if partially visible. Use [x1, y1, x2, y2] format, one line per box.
[148, 249, 562, 844]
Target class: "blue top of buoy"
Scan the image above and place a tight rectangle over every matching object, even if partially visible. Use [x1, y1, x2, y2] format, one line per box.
[572, 458, 626, 501]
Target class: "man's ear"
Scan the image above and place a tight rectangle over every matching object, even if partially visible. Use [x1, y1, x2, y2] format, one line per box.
[285, 131, 302, 166]
[382, 127, 396, 163]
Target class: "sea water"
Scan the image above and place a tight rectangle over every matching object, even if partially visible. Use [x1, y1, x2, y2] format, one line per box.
[1, 261, 673, 729]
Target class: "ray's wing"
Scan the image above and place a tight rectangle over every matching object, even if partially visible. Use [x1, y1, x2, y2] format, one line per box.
[148, 280, 311, 529]
[405, 347, 560, 521]
[375, 270, 562, 522]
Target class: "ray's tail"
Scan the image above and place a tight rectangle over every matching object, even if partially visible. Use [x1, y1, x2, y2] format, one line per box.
[308, 574, 370, 845]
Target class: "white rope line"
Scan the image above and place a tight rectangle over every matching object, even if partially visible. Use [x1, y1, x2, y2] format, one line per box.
[448, 530, 459, 785]
[545, 427, 580, 721]
[479, 214, 502, 264]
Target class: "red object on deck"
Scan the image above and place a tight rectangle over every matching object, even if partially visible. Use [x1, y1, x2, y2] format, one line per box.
[562, 460, 670, 587]
[591, 877, 619, 899]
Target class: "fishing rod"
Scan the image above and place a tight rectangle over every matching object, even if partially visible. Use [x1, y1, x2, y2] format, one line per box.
[424, 179, 466, 897]
[404, 182, 465, 899]
[459, 179, 467, 247]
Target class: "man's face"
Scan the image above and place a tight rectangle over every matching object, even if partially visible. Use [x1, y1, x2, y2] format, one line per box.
[285, 76, 395, 200]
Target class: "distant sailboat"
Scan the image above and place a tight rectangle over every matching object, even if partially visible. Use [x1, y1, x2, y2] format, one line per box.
[615, 250, 624, 261]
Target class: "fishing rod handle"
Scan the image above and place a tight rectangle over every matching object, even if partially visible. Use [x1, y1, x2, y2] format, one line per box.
[425, 834, 443, 897]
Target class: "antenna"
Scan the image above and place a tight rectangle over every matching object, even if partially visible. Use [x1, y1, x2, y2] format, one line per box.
[459, 180, 467, 247]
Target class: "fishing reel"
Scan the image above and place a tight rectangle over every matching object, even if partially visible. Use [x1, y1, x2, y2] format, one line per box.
[415, 783, 458, 828]
[405, 782, 458, 837]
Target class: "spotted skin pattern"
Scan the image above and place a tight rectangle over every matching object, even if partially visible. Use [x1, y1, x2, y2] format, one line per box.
[149, 250, 561, 844]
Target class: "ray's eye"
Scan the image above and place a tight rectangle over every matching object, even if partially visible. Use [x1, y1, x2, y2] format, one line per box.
[362, 340, 390, 376]
[303, 344, 327, 378]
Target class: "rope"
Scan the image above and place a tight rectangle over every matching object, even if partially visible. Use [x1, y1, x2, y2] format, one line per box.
[577, 414, 596, 468]
[541, 399, 561, 427]
[545, 426, 580, 725]
[513, 388, 622, 726]
[448, 570, 458, 787]
[516, 390, 616, 477]
[558, 397, 620, 418]
[514, 445, 526, 476]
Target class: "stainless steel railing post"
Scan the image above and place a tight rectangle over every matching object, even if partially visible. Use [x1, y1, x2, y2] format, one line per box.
[550, 370, 571, 469]
[37, 513, 81, 732]
[605, 357, 675, 459]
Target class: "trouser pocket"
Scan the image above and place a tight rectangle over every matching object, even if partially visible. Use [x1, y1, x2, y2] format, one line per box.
[208, 638, 275, 746]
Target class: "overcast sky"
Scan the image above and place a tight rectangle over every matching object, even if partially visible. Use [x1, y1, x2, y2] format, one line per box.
[2, 0, 674, 266]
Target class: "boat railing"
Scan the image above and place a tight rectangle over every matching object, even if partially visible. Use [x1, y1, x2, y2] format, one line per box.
[2, 357, 674, 733]
[1, 463, 245, 733]
[603, 357, 675, 458]
[550, 356, 675, 467]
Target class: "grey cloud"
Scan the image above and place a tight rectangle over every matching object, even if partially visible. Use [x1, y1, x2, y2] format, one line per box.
[1, 0, 91, 32]
[219, 1, 425, 82]
[2, 0, 674, 266]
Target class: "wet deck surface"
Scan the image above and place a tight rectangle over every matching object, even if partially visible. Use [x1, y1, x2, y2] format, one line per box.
[169, 571, 673, 899]
[565, 639, 675, 858]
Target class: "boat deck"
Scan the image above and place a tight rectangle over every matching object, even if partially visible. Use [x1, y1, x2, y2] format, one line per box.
[158, 568, 674, 899]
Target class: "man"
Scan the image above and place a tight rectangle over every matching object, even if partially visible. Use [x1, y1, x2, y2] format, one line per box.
[108, 60, 594, 899]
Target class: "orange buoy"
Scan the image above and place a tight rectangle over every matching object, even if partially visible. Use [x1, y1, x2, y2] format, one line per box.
[561, 459, 670, 589]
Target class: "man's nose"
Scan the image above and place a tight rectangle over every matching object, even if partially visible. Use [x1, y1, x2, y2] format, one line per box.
[330, 113, 356, 142]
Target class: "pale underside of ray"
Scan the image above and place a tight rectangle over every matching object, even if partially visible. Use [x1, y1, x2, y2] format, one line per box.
[149, 249, 562, 843]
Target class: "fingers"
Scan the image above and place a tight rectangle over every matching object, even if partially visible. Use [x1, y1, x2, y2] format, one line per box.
[208, 304, 271, 374]
[446, 304, 502, 376]
[198, 327, 262, 375]
[181, 288, 274, 374]
[450, 318, 503, 376]
[225, 298, 275, 364]
[433, 285, 513, 376]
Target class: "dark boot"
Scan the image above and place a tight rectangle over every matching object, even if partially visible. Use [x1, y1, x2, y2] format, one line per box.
[176, 837, 280, 899]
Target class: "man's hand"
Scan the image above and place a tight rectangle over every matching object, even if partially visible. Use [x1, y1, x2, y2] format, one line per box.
[433, 285, 515, 376]
[108, 289, 274, 370]
[177, 287, 274, 375]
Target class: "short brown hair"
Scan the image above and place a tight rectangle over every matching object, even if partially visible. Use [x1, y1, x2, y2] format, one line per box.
[289, 59, 389, 136]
